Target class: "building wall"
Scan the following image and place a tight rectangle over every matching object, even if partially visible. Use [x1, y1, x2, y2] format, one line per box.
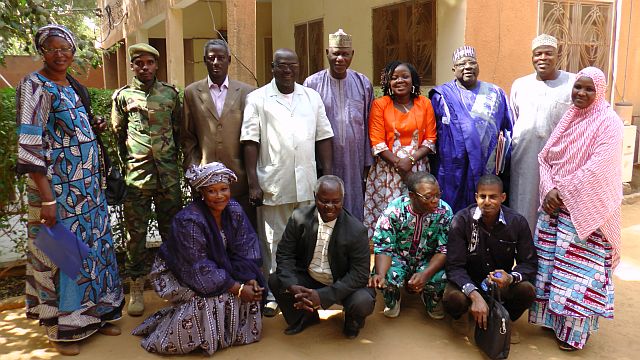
[465, 0, 538, 95]
[100, 0, 171, 48]
[271, 0, 466, 86]
[0, 56, 105, 89]
[256, 1, 273, 86]
[613, 0, 640, 118]
[100, 0, 264, 88]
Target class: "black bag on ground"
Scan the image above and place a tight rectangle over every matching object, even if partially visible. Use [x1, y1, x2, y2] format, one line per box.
[474, 282, 511, 360]
[66, 75, 127, 205]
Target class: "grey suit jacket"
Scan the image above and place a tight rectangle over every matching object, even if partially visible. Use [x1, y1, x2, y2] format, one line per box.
[275, 204, 371, 308]
[182, 77, 256, 197]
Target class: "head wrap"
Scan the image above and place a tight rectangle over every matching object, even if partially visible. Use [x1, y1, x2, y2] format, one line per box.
[185, 162, 237, 190]
[328, 28, 352, 48]
[34, 24, 77, 54]
[128, 43, 160, 62]
[452, 45, 476, 64]
[531, 34, 558, 50]
[575, 66, 607, 105]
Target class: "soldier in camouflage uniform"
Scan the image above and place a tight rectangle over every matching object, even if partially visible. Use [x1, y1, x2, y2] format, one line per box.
[111, 43, 183, 316]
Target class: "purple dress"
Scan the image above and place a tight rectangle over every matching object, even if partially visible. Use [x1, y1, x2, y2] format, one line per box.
[304, 69, 374, 221]
[132, 199, 264, 355]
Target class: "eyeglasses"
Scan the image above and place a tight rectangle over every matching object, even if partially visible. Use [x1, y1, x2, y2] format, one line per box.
[273, 62, 299, 71]
[410, 191, 441, 203]
[453, 60, 478, 69]
[42, 47, 74, 55]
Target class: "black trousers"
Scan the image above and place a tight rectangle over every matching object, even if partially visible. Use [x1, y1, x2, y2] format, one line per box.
[268, 271, 376, 327]
[442, 281, 536, 321]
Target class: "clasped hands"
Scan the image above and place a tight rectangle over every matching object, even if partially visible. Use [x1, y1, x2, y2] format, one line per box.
[238, 279, 264, 303]
[393, 157, 413, 179]
[368, 272, 429, 293]
[288, 285, 321, 312]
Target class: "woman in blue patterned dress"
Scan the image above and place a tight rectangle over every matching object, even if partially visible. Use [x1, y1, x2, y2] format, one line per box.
[15, 25, 124, 356]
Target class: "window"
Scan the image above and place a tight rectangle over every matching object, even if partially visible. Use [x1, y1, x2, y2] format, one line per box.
[539, 0, 615, 78]
[372, 0, 436, 86]
[294, 19, 324, 83]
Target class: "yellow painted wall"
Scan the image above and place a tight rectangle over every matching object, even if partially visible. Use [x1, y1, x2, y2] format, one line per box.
[256, 2, 273, 86]
[436, 0, 467, 86]
[271, 0, 467, 86]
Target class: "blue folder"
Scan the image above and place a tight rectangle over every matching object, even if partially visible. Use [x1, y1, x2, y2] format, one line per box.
[34, 223, 90, 279]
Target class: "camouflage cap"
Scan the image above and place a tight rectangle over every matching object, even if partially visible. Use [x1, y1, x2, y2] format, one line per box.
[128, 43, 160, 62]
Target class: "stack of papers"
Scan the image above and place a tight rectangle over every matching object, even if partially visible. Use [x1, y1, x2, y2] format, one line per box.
[495, 130, 512, 175]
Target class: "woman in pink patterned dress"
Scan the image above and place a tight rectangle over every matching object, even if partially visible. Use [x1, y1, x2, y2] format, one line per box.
[528, 67, 623, 351]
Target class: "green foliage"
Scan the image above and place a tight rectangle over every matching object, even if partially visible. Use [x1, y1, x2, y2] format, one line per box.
[0, 86, 193, 257]
[0, 87, 26, 257]
[0, 88, 17, 207]
[0, 86, 125, 255]
[0, 0, 104, 72]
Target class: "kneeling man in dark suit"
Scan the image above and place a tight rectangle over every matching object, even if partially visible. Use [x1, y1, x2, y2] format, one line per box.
[269, 175, 376, 338]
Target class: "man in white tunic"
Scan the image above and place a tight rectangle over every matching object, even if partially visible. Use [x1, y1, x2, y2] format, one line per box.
[241, 48, 334, 316]
[509, 34, 575, 233]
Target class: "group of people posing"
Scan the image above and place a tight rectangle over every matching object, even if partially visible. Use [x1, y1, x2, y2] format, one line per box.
[15, 24, 623, 357]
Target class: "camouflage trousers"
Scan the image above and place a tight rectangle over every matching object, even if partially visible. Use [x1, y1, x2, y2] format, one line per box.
[123, 184, 182, 279]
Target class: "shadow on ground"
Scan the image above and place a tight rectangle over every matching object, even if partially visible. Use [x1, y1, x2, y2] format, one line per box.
[1, 204, 640, 360]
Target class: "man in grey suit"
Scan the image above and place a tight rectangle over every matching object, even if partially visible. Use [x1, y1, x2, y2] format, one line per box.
[182, 39, 257, 225]
[268, 176, 376, 339]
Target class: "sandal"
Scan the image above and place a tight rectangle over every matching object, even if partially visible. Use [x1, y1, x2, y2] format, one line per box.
[98, 323, 122, 336]
[557, 340, 578, 351]
[51, 341, 81, 356]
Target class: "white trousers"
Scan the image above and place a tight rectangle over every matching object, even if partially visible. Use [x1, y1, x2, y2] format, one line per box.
[257, 201, 313, 277]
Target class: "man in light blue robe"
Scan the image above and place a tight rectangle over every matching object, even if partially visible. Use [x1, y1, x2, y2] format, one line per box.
[304, 29, 374, 222]
[429, 46, 513, 214]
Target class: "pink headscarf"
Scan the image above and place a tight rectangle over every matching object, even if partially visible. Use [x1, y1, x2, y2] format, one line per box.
[538, 67, 624, 265]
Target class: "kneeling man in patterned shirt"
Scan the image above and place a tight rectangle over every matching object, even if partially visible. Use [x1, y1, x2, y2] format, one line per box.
[369, 172, 453, 319]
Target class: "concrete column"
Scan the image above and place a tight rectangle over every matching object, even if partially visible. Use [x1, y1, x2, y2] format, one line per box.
[226, 0, 257, 86]
[102, 51, 119, 89]
[165, 7, 185, 87]
[124, 34, 137, 84]
[116, 40, 128, 88]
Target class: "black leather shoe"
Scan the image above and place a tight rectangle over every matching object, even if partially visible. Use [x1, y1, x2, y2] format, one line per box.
[343, 316, 364, 339]
[284, 312, 320, 335]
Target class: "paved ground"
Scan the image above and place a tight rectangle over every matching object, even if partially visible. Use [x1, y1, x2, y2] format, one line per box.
[1, 203, 639, 360]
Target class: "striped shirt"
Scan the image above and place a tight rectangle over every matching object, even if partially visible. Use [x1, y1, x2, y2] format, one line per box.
[308, 213, 336, 285]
